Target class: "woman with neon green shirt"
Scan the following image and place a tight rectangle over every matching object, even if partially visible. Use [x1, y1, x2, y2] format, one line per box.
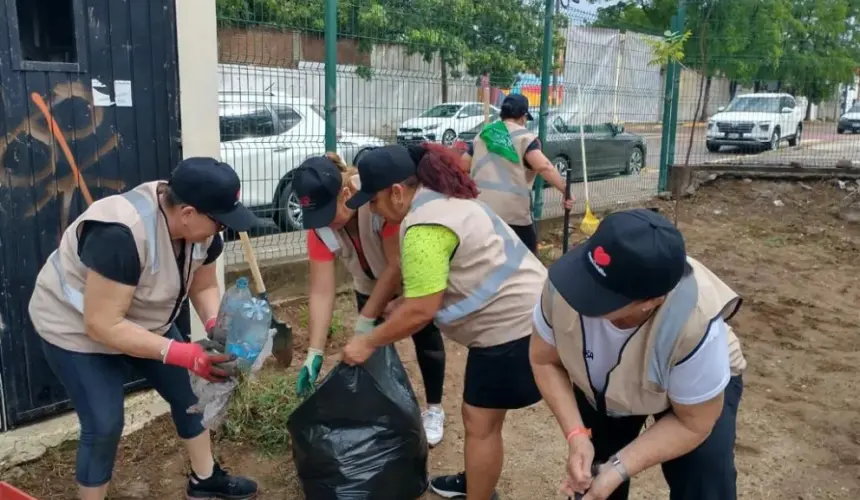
[342, 143, 548, 500]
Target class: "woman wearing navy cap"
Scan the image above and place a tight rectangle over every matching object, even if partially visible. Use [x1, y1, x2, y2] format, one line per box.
[28, 158, 266, 500]
[530, 209, 746, 500]
[292, 152, 448, 447]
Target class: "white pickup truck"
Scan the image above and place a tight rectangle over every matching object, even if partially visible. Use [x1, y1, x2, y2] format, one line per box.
[706, 93, 804, 152]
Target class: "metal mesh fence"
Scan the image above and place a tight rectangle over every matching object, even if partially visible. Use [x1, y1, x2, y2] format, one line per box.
[596, 0, 860, 173]
[215, 0, 670, 266]
[215, 0, 860, 267]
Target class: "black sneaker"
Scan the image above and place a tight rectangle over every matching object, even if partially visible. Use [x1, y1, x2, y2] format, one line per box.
[186, 462, 258, 499]
[429, 472, 500, 499]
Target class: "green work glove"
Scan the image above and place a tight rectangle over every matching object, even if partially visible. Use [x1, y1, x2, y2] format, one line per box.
[354, 315, 376, 336]
[296, 348, 324, 398]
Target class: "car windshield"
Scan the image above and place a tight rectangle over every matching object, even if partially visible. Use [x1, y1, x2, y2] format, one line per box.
[421, 104, 462, 118]
[724, 96, 780, 113]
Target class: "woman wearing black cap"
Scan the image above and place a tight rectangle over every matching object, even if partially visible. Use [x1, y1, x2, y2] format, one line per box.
[27, 158, 267, 500]
[458, 93, 573, 253]
[292, 152, 448, 446]
[341, 143, 547, 500]
[529, 209, 746, 500]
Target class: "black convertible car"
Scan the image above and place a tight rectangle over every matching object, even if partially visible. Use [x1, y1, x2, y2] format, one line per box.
[454, 110, 646, 181]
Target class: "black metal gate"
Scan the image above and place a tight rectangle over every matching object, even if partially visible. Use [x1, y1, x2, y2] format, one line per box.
[0, 0, 182, 429]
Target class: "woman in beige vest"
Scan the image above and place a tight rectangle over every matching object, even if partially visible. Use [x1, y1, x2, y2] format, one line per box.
[341, 143, 547, 500]
[529, 209, 746, 500]
[27, 158, 264, 500]
[291, 152, 448, 446]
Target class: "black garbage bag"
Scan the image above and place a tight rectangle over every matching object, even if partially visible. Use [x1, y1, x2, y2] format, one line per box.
[287, 344, 429, 500]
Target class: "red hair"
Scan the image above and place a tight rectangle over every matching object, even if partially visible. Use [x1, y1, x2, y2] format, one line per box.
[415, 142, 479, 199]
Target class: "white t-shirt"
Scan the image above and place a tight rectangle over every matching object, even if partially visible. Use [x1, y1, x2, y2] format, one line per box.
[533, 302, 731, 405]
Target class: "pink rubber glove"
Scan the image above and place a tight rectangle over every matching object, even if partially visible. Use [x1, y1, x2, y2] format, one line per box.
[162, 340, 234, 382]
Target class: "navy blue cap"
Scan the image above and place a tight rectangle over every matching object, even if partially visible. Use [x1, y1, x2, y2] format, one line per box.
[500, 94, 534, 121]
[292, 156, 343, 229]
[548, 209, 687, 317]
[346, 145, 417, 209]
[169, 157, 267, 232]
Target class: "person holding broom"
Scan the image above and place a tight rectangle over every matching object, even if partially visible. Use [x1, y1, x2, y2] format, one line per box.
[341, 143, 547, 500]
[458, 93, 573, 253]
[292, 152, 448, 447]
[27, 158, 266, 500]
[529, 209, 746, 500]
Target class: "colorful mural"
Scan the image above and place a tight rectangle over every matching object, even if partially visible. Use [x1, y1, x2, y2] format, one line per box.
[490, 72, 565, 107]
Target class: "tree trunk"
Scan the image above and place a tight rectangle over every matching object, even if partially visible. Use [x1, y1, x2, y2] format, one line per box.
[729, 81, 738, 99]
[699, 77, 713, 121]
[440, 56, 449, 103]
[805, 99, 813, 121]
[754, 81, 761, 92]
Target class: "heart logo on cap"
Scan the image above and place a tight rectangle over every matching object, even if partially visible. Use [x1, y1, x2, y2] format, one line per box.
[593, 246, 611, 267]
[299, 196, 311, 207]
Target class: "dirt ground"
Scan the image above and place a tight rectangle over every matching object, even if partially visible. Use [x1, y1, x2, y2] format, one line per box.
[5, 179, 860, 499]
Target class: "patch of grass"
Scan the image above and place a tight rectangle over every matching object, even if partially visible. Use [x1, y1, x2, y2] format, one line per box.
[537, 243, 557, 266]
[297, 304, 345, 338]
[222, 370, 301, 454]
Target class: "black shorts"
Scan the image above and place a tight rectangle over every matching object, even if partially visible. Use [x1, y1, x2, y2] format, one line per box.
[509, 223, 538, 254]
[463, 335, 542, 409]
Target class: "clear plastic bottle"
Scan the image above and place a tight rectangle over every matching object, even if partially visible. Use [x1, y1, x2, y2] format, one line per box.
[219, 277, 272, 371]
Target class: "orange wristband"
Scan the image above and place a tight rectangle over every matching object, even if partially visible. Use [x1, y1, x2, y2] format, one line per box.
[565, 426, 592, 443]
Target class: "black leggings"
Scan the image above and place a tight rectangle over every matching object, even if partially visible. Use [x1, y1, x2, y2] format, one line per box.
[355, 292, 445, 405]
[509, 222, 538, 254]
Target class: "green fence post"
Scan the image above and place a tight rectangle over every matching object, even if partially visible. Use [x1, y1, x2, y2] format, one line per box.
[532, 0, 555, 221]
[658, 4, 686, 192]
[324, 0, 337, 152]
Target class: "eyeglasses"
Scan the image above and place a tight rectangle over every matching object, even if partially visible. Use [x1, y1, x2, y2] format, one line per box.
[206, 214, 226, 232]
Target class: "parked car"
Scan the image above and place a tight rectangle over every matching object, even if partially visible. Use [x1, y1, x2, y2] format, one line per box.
[706, 93, 804, 152]
[453, 111, 646, 182]
[397, 102, 501, 146]
[218, 91, 384, 230]
[837, 102, 860, 134]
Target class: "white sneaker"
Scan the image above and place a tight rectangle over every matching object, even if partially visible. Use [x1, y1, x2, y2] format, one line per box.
[422, 406, 445, 447]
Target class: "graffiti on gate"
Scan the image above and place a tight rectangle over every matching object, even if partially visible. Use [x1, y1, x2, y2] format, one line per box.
[0, 81, 123, 236]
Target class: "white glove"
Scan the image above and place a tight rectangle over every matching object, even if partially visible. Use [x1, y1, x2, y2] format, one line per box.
[354, 315, 376, 335]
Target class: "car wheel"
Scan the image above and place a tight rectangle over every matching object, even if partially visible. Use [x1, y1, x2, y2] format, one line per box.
[706, 141, 720, 153]
[441, 129, 457, 146]
[788, 125, 802, 147]
[768, 129, 781, 151]
[626, 146, 644, 175]
[553, 155, 570, 180]
[277, 179, 303, 231]
[837, 128, 845, 135]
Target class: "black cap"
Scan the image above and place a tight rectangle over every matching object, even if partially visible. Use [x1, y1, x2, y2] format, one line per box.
[169, 157, 267, 232]
[500, 94, 534, 121]
[292, 156, 343, 229]
[548, 209, 687, 317]
[346, 145, 417, 209]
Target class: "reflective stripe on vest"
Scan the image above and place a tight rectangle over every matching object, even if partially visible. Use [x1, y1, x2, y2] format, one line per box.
[316, 227, 341, 252]
[48, 190, 162, 313]
[471, 128, 534, 198]
[409, 190, 529, 325]
[647, 273, 698, 390]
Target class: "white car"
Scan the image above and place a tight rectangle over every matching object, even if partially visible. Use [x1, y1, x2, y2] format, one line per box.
[706, 93, 804, 152]
[397, 102, 501, 146]
[837, 102, 860, 134]
[218, 91, 384, 230]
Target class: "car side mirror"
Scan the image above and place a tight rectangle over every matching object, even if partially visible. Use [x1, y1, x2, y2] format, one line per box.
[717, 106, 726, 112]
[613, 123, 625, 135]
[781, 107, 793, 113]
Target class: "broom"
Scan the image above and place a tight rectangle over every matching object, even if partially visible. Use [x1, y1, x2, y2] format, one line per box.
[576, 85, 600, 236]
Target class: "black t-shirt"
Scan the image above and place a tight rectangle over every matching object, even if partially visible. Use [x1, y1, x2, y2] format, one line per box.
[467, 137, 541, 169]
[77, 221, 224, 286]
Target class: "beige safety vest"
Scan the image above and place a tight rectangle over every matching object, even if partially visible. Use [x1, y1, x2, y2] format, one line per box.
[28, 181, 214, 354]
[314, 204, 391, 296]
[400, 188, 547, 347]
[543, 257, 747, 417]
[471, 120, 538, 226]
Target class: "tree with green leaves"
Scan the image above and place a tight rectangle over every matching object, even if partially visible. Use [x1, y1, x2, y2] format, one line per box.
[216, 0, 567, 103]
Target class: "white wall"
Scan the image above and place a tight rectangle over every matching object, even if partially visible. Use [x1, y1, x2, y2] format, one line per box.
[177, 0, 224, 340]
